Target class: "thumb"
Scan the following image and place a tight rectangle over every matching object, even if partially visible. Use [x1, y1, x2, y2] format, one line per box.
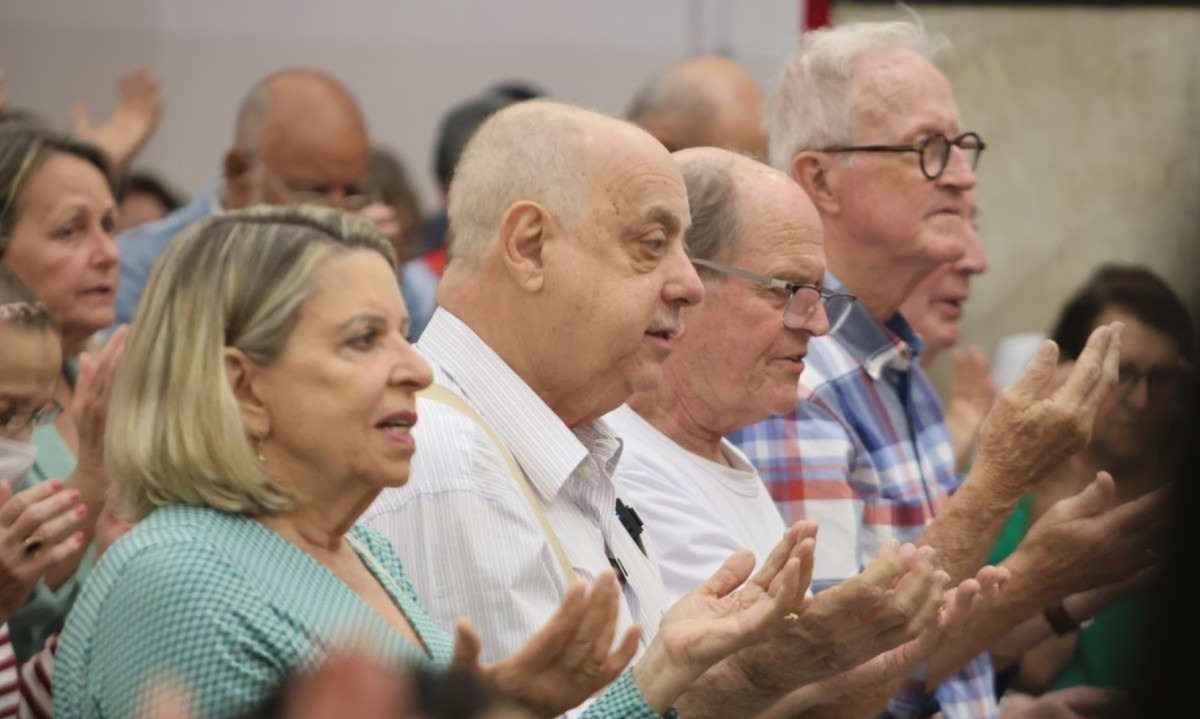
[449, 618, 483, 673]
[1007, 339, 1059, 403]
[1052, 471, 1116, 523]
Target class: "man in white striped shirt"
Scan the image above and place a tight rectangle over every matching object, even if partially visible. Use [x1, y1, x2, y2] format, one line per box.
[365, 100, 942, 718]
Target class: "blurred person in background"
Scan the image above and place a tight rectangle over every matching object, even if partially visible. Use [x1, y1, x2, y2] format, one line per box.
[988, 265, 1193, 702]
[626, 56, 768, 160]
[114, 171, 184, 234]
[368, 146, 423, 263]
[899, 190, 993, 472]
[0, 125, 128, 662]
[114, 67, 401, 326]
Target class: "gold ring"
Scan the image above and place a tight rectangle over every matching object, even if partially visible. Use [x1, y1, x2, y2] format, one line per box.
[23, 535, 45, 556]
[783, 612, 800, 622]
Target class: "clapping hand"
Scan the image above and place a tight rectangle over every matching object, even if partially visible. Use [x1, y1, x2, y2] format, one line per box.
[0, 480, 87, 623]
[450, 570, 640, 719]
[976, 323, 1122, 497]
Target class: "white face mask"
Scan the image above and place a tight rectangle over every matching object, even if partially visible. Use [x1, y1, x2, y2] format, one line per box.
[0, 436, 38, 490]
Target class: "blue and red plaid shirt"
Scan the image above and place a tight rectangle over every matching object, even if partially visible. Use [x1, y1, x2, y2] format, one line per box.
[730, 276, 997, 719]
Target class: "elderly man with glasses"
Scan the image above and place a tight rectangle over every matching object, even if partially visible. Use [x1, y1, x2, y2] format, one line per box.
[725, 21, 1159, 719]
[114, 68, 398, 325]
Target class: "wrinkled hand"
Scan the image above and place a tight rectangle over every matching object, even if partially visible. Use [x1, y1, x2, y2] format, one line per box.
[976, 323, 1122, 498]
[1000, 686, 1126, 719]
[0, 481, 87, 622]
[636, 525, 814, 713]
[1012, 472, 1163, 603]
[71, 68, 162, 176]
[766, 564, 1006, 717]
[451, 570, 640, 719]
[947, 347, 996, 471]
[738, 540, 948, 695]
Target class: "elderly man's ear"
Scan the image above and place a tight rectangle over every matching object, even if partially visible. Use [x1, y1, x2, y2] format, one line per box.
[791, 152, 841, 216]
[222, 148, 255, 211]
[498, 200, 552, 292]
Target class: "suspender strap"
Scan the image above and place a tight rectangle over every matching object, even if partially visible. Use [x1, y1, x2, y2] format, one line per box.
[417, 384, 579, 585]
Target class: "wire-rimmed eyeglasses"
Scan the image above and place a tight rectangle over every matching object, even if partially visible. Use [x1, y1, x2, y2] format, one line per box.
[692, 258, 857, 334]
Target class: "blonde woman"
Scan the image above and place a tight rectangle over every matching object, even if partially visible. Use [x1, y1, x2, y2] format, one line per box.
[54, 206, 807, 719]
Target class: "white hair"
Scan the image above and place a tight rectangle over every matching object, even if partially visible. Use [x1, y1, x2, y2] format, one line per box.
[447, 100, 589, 260]
[766, 21, 949, 171]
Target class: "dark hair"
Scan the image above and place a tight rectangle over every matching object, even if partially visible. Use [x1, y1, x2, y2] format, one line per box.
[434, 91, 521, 191]
[1049, 264, 1194, 363]
[0, 123, 114, 256]
[118, 170, 185, 213]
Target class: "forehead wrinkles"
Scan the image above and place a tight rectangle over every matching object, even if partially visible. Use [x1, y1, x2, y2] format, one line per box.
[852, 53, 957, 138]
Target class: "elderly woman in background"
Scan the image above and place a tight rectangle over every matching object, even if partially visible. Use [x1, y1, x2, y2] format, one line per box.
[0, 124, 127, 661]
[54, 206, 806, 719]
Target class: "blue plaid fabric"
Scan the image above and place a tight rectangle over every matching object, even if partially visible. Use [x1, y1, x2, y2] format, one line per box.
[730, 275, 997, 719]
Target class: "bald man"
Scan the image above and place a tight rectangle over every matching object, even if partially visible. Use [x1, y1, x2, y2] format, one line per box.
[627, 56, 767, 160]
[114, 68, 393, 325]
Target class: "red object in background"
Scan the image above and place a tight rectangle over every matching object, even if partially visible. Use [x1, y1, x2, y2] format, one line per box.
[804, 0, 831, 30]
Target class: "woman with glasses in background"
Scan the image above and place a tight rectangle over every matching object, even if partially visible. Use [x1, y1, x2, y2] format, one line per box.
[0, 124, 128, 662]
[989, 264, 1194, 698]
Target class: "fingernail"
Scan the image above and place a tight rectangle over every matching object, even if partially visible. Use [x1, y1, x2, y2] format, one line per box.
[68, 490, 81, 502]
[73, 532, 86, 547]
[75, 504, 88, 517]
[50, 480, 65, 491]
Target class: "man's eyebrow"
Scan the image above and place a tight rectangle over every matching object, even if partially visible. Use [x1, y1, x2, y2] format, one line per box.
[643, 205, 683, 236]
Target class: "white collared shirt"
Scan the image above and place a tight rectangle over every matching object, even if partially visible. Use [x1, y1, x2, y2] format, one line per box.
[364, 309, 668, 665]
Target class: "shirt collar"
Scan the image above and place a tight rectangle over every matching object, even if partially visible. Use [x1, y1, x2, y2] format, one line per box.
[417, 308, 622, 502]
[824, 272, 924, 381]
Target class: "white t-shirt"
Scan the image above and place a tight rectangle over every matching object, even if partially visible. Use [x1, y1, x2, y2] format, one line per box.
[607, 404, 788, 603]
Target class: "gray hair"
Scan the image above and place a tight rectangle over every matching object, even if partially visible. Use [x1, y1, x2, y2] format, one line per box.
[766, 21, 948, 171]
[447, 100, 588, 261]
[678, 159, 742, 264]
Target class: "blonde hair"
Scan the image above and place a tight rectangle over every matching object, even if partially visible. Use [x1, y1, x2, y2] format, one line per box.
[766, 21, 948, 171]
[106, 205, 396, 520]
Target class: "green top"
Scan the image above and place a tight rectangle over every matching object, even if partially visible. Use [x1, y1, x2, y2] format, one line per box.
[987, 494, 1146, 691]
[54, 504, 671, 719]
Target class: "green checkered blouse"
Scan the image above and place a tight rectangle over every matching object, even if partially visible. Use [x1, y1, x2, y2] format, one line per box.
[53, 504, 670, 719]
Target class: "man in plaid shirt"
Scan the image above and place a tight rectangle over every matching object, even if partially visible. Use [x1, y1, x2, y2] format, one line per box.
[732, 21, 1159, 719]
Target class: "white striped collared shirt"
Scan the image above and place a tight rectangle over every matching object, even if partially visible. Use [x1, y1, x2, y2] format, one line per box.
[364, 308, 667, 668]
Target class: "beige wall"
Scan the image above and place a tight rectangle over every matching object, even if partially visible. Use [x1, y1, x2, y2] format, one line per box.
[837, 3, 1200, 384]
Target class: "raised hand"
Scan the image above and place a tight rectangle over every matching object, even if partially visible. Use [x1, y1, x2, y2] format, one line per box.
[0, 480, 87, 622]
[1008, 472, 1164, 604]
[451, 570, 640, 719]
[70, 325, 129, 506]
[946, 346, 996, 471]
[975, 323, 1122, 497]
[71, 68, 163, 177]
